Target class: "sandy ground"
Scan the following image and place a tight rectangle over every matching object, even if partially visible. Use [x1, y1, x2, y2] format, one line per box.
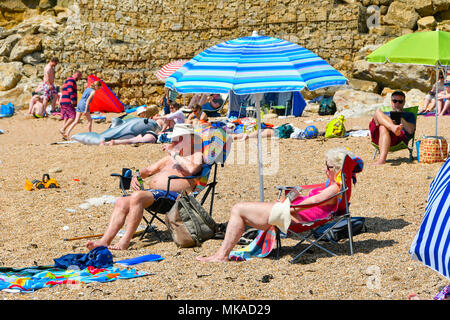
[0, 109, 448, 301]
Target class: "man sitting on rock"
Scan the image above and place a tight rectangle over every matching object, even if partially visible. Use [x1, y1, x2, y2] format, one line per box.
[369, 90, 416, 165]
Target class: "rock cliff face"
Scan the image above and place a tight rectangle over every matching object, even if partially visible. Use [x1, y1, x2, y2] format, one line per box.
[0, 0, 449, 109]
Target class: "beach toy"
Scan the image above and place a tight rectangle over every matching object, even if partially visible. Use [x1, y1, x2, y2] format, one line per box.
[25, 179, 34, 191]
[304, 125, 319, 139]
[72, 117, 160, 145]
[29, 174, 60, 190]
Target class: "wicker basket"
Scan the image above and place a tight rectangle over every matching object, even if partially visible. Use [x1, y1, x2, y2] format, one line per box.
[418, 136, 448, 163]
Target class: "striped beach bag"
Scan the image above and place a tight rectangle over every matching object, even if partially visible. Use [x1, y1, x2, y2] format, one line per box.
[418, 136, 448, 163]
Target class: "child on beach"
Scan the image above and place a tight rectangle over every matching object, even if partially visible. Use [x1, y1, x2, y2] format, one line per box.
[154, 102, 185, 132]
[65, 80, 102, 139]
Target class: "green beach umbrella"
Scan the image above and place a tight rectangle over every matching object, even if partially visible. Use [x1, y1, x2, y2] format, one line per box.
[367, 30, 450, 66]
[367, 29, 450, 136]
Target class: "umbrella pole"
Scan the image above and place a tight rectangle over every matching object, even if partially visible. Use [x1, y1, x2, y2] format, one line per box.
[255, 94, 264, 202]
[435, 67, 439, 136]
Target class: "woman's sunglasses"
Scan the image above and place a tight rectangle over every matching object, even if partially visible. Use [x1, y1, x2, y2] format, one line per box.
[326, 162, 334, 170]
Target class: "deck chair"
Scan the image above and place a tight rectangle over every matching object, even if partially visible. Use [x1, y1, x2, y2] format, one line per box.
[111, 126, 231, 241]
[274, 155, 364, 263]
[371, 106, 418, 162]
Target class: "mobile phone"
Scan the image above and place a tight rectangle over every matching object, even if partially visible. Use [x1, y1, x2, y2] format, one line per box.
[286, 188, 301, 202]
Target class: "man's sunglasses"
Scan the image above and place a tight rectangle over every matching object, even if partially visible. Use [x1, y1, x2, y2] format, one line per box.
[392, 99, 405, 104]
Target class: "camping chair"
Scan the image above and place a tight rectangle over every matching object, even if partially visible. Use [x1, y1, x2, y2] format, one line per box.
[371, 105, 418, 162]
[111, 127, 231, 241]
[273, 155, 364, 264]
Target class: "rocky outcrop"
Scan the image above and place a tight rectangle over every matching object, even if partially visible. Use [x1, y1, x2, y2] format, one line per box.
[0, 0, 448, 112]
[0, 62, 23, 91]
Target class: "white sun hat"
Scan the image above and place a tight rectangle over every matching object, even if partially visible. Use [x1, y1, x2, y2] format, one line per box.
[167, 123, 200, 140]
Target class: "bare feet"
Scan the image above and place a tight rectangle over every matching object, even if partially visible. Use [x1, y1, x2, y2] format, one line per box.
[393, 124, 403, 136]
[371, 160, 386, 166]
[59, 129, 69, 140]
[108, 239, 130, 250]
[233, 133, 249, 141]
[408, 293, 420, 300]
[86, 239, 109, 250]
[106, 140, 115, 146]
[196, 254, 229, 262]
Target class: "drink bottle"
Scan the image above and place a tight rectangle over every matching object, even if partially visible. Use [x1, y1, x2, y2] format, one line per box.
[136, 169, 144, 190]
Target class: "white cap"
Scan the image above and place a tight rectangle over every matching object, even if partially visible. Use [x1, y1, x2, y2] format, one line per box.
[136, 106, 147, 116]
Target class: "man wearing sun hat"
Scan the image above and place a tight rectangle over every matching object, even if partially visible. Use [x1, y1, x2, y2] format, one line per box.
[87, 123, 203, 251]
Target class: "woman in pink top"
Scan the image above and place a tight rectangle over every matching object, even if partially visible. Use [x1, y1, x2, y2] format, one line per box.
[197, 147, 352, 262]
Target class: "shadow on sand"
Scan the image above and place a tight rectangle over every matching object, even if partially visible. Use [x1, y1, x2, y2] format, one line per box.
[271, 217, 411, 264]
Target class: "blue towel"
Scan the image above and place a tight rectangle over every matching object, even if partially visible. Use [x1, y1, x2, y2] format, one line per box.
[115, 254, 164, 266]
[53, 246, 114, 270]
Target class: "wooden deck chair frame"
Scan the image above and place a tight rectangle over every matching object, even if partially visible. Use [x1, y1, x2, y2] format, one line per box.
[371, 106, 418, 162]
[111, 162, 222, 241]
[273, 155, 357, 264]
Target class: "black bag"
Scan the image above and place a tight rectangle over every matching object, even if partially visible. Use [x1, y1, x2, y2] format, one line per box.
[165, 193, 218, 248]
[313, 217, 367, 242]
[318, 96, 337, 116]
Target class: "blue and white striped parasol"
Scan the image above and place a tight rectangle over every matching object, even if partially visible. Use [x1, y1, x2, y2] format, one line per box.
[166, 31, 347, 201]
[166, 32, 347, 95]
[409, 158, 450, 280]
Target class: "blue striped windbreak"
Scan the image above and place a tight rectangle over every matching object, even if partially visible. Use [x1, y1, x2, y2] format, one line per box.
[409, 158, 450, 280]
[165, 34, 347, 95]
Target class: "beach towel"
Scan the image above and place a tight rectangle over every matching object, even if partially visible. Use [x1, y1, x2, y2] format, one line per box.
[115, 254, 164, 266]
[0, 265, 151, 293]
[229, 226, 277, 261]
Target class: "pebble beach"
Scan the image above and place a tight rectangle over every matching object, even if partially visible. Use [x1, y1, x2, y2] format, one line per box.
[0, 110, 449, 300]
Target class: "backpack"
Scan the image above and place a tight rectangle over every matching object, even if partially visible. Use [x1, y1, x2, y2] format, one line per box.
[165, 192, 218, 248]
[312, 217, 367, 243]
[325, 115, 346, 138]
[275, 123, 294, 139]
[0, 102, 14, 118]
[318, 96, 336, 116]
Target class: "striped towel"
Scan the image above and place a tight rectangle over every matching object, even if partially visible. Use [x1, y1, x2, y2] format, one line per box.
[229, 226, 277, 261]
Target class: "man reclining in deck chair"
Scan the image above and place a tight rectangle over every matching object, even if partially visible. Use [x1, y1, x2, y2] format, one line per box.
[197, 147, 355, 262]
[87, 124, 203, 250]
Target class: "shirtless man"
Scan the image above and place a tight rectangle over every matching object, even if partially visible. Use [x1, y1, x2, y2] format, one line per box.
[369, 90, 416, 165]
[87, 124, 203, 250]
[42, 57, 59, 112]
